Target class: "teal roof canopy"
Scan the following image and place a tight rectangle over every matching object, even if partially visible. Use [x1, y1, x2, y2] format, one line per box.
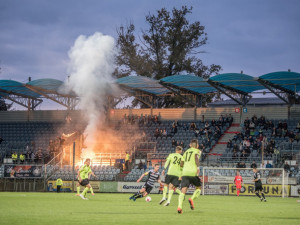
[116, 76, 169, 95]
[210, 73, 263, 93]
[160, 75, 216, 94]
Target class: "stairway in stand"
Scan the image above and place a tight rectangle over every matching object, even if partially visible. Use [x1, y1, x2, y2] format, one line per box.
[206, 124, 242, 165]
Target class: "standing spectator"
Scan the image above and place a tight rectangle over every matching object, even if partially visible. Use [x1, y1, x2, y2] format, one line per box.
[0, 136, 4, 144]
[56, 178, 63, 193]
[37, 149, 43, 164]
[138, 160, 144, 170]
[31, 151, 36, 163]
[19, 153, 25, 164]
[12, 152, 18, 164]
[284, 162, 290, 173]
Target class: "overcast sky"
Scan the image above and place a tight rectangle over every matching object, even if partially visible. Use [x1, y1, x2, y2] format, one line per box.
[0, 0, 300, 108]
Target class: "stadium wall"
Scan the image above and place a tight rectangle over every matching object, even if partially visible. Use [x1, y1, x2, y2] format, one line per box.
[0, 105, 290, 123]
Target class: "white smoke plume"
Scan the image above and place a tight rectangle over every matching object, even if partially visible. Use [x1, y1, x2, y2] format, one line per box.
[65, 32, 117, 152]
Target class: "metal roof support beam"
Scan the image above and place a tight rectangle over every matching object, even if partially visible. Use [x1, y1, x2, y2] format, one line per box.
[207, 81, 244, 105]
[25, 84, 78, 109]
[0, 93, 42, 109]
[256, 79, 290, 104]
[162, 85, 199, 107]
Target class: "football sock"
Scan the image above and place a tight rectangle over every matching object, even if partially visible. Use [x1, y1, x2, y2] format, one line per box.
[191, 189, 201, 200]
[82, 187, 89, 197]
[162, 186, 168, 199]
[175, 188, 181, 195]
[77, 186, 80, 195]
[261, 193, 265, 199]
[132, 191, 140, 197]
[90, 187, 94, 194]
[167, 189, 174, 203]
[255, 193, 261, 199]
[237, 190, 240, 196]
[135, 194, 143, 199]
[178, 193, 185, 209]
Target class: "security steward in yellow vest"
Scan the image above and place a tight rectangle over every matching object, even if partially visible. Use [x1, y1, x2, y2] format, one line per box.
[56, 178, 63, 193]
[12, 152, 18, 164]
[125, 152, 130, 171]
[19, 153, 25, 164]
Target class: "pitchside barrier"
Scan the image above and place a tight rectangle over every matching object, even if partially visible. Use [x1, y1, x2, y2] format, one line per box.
[46, 181, 299, 198]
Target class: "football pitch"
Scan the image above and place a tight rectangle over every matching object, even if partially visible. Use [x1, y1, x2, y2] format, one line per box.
[0, 192, 299, 225]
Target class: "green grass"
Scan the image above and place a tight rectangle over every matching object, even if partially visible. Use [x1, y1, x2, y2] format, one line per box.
[0, 192, 299, 225]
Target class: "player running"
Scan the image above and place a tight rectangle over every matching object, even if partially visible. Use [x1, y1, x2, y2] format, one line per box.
[253, 167, 267, 202]
[177, 139, 202, 214]
[159, 146, 183, 206]
[234, 171, 243, 196]
[76, 158, 95, 200]
[129, 164, 162, 201]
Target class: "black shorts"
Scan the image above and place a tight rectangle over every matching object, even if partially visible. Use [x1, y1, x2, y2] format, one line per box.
[255, 182, 263, 192]
[181, 176, 201, 188]
[142, 183, 153, 194]
[78, 178, 89, 186]
[165, 175, 180, 187]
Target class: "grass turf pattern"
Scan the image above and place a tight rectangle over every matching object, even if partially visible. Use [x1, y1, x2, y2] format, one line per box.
[0, 192, 299, 225]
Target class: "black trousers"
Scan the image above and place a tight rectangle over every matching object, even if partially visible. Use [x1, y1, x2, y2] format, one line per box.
[57, 185, 61, 193]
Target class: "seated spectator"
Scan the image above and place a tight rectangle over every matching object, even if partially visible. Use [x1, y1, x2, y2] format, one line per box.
[190, 122, 196, 131]
[240, 150, 247, 160]
[233, 144, 238, 152]
[240, 162, 246, 168]
[266, 161, 273, 168]
[227, 140, 233, 148]
[204, 121, 210, 129]
[251, 161, 257, 168]
[236, 161, 242, 168]
[162, 129, 167, 137]
[211, 119, 216, 127]
[171, 124, 177, 135]
[19, 153, 25, 164]
[295, 133, 300, 142]
[154, 128, 160, 139]
[172, 139, 176, 147]
[232, 151, 238, 161]
[284, 162, 290, 172]
[12, 152, 18, 164]
[180, 141, 185, 149]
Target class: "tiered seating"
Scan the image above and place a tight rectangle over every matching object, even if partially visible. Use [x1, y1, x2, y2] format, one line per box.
[119, 116, 230, 159]
[124, 165, 163, 181]
[222, 117, 300, 164]
[50, 165, 121, 181]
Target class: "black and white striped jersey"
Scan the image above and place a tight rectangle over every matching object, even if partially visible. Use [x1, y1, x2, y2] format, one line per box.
[145, 170, 160, 187]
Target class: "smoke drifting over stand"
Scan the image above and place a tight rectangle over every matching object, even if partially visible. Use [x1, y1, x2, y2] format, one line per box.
[64, 32, 118, 158]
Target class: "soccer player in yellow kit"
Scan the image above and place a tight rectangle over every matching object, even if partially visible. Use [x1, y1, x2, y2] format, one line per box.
[76, 158, 95, 200]
[159, 146, 183, 206]
[177, 139, 202, 214]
